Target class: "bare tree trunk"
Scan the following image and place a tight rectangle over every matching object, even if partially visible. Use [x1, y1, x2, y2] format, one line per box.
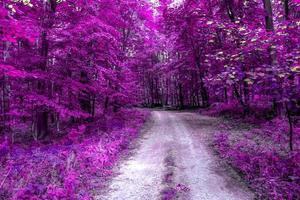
[284, 0, 289, 20]
[104, 96, 109, 110]
[35, 31, 49, 139]
[285, 102, 294, 151]
[91, 95, 95, 119]
[165, 78, 169, 105]
[233, 83, 249, 116]
[224, 87, 228, 103]
[263, 0, 274, 31]
[179, 83, 184, 109]
[225, 0, 235, 22]
[200, 76, 209, 107]
[37, 111, 48, 140]
[34, 0, 57, 139]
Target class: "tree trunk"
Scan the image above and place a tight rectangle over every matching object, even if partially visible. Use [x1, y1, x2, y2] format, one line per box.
[34, 0, 58, 140]
[37, 111, 48, 139]
[200, 76, 209, 107]
[284, 0, 289, 20]
[179, 83, 184, 109]
[91, 96, 95, 119]
[224, 87, 228, 103]
[165, 79, 169, 105]
[34, 31, 49, 139]
[243, 80, 250, 105]
[225, 0, 235, 22]
[104, 96, 109, 112]
[285, 102, 294, 151]
[233, 83, 249, 116]
[263, 0, 274, 31]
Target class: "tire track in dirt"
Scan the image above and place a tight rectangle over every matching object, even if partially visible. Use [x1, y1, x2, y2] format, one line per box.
[96, 111, 254, 200]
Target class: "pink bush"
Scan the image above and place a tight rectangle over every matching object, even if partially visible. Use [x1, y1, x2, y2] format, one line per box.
[0, 109, 149, 200]
[214, 132, 300, 199]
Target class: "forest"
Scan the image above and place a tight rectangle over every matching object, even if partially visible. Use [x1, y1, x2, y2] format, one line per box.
[0, 0, 300, 199]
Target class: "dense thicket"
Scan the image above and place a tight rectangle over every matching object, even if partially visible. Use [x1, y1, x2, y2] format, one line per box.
[1, 0, 154, 142]
[1, 0, 153, 198]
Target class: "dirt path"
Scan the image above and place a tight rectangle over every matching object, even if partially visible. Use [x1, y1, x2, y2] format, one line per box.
[96, 111, 254, 200]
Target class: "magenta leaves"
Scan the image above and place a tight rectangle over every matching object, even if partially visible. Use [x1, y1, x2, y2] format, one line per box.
[0, 110, 149, 199]
[214, 129, 300, 199]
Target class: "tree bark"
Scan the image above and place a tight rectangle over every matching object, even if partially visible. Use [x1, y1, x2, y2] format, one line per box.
[179, 83, 184, 109]
[34, 0, 57, 139]
[225, 0, 235, 22]
[285, 102, 294, 151]
[233, 83, 249, 116]
[36, 111, 48, 139]
[284, 0, 289, 20]
[263, 0, 274, 31]
[200, 76, 209, 107]
[224, 87, 228, 103]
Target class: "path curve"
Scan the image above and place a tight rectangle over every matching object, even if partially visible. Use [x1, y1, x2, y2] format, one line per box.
[96, 111, 254, 200]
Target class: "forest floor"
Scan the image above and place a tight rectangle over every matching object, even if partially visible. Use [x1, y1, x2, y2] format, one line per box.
[96, 110, 254, 200]
[0, 109, 149, 200]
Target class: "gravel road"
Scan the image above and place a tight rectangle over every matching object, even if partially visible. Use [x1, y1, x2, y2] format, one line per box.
[96, 111, 254, 200]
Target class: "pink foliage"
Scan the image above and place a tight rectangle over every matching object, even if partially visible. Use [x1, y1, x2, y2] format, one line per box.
[0, 0, 300, 199]
[214, 128, 300, 199]
[0, 109, 149, 199]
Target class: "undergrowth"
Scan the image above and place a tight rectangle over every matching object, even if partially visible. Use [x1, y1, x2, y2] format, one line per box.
[203, 102, 300, 199]
[0, 109, 149, 200]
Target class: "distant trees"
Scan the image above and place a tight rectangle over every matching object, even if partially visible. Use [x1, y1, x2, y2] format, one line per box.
[137, 0, 299, 111]
[133, 0, 299, 149]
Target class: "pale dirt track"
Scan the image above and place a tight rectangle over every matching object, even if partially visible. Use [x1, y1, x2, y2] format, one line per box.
[96, 111, 254, 200]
